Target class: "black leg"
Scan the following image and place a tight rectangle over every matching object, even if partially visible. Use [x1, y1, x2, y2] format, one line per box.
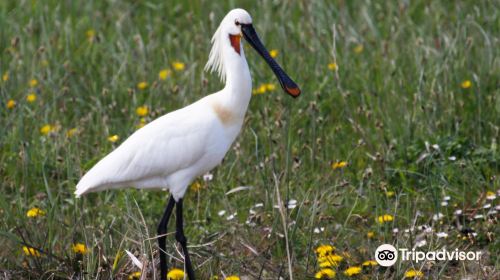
[157, 195, 176, 280]
[175, 199, 195, 279]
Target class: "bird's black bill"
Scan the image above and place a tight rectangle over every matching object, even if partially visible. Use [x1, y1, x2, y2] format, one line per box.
[241, 24, 301, 97]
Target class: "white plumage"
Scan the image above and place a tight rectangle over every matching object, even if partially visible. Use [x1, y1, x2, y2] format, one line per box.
[76, 10, 253, 200]
[75, 92, 247, 200]
[75, 8, 299, 201]
[75, 9, 300, 279]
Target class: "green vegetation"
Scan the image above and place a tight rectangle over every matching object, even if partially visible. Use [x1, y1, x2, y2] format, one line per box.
[1, 0, 499, 279]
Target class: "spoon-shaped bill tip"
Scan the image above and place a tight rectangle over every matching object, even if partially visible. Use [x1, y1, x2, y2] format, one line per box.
[285, 86, 301, 97]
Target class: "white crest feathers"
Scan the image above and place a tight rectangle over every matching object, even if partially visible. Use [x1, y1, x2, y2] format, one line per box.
[204, 23, 227, 83]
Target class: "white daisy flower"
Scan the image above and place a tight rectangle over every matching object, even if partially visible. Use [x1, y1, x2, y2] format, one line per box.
[226, 212, 237, 221]
[313, 227, 325, 234]
[436, 232, 448, 238]
[433, 213, 444, 221]
[287, 199, 297, 209]
[203, 172, 213, 182]
[415, 239, 427, 248]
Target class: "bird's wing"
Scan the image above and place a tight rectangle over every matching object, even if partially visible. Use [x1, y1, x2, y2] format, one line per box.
[75, 100, 214, 196]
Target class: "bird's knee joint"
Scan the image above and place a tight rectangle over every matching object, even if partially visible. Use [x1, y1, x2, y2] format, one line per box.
[175, 232, 187, 244]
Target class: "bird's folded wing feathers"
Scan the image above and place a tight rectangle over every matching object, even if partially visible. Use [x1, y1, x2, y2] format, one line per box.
[75, 109, 212, 196]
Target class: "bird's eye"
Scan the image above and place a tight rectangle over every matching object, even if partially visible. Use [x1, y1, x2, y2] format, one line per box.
[235, 20, 240, 26]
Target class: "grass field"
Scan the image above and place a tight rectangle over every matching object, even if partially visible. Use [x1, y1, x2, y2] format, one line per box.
[1, 0, 499, 279]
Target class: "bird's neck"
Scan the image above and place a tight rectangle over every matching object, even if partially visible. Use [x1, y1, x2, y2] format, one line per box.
[219, 48, 252, 116]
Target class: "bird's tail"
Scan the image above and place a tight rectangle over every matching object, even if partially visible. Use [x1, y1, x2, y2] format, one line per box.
[74, 166, 106, 197]
[74, 176, 94, 198]
[74, 189, 85, 198]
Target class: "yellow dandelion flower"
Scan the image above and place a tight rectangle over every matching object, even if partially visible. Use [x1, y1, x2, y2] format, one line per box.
[377, 214, 394, 224]
[315, 268, 336, 279]
[23, 246, 41, 257]
[26, 207, 45, 218]
[460, 80, 471, 89]
[318, 254, 343, 267]
[316, 244, 335, 257]
[159, 69, 171, 80]
[328, 62, 338, 71]
[66, 128, 78, 138]
[343, 266, 361, 276]
[252, 84, 267, 95]
[225, 276, 240, 280]
[367, 231, 375, 238]
[2, 72, 9, 82]
[40, 124, 53, 135]
[29, 79, 38, 87]
[108, 135, 119, 143]
[167, 268, 185, 280]
[265, 83, 276, 91]
[362, 260, 377, 266]
[329, 254, 343, 262]
[404, 269, 424, 278]
[191, 181, 202, 192]
[269, 49, 278, 58]
[386, 191, 395, 198]
[353, 44, 364, 54]
[6, 99, 16, 109]
[72, 243, 87, 254]
[137, 81, 148, 90]
[86, 29, 96, 41]
[319, 261, 333, 268]
[128, 271, 141, 280]
[172, 61, 185, 71]
[136, 105, 149, 117]
[331, 161, 347, 170]
[26, 93, 37, 103]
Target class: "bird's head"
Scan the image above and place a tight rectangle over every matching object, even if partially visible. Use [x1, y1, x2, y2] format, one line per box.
[220, 8, 253, 40]
[205, 8, 301, 98]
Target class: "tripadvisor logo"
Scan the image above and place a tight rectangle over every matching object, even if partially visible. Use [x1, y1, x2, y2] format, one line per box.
[375, 244, 398, 266]
[375, 244, 483, 266]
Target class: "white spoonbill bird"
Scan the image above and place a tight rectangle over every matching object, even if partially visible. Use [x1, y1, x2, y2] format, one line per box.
[75, 8, 300, 280]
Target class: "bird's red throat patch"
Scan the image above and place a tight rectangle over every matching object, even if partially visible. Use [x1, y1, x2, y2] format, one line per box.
[229, 34, 241, 55]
